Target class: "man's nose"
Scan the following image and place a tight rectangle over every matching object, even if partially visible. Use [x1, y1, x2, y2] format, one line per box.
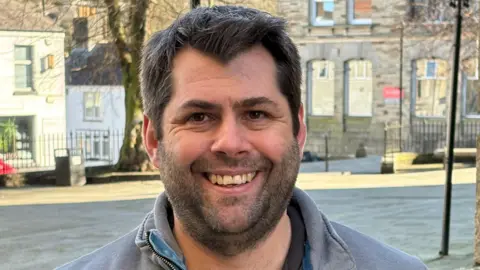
[210, 115, 251, 158]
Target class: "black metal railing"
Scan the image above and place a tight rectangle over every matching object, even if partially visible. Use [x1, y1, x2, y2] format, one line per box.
[384, 121, 480, 160]
[0, 129, 124, 175]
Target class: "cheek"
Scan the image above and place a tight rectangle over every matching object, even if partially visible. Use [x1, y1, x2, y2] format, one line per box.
[249, 132, 292, 164]
[169, 134, 210, 165]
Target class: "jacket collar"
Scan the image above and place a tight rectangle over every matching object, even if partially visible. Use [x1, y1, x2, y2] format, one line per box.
[138, 188, 357, 270]
[291, 188, 357, 270]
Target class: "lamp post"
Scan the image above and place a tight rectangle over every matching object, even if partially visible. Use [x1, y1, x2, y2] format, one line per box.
[440, 0, 469, 256]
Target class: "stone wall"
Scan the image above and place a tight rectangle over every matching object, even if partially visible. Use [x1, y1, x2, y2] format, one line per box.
[277, 0, 480, 157]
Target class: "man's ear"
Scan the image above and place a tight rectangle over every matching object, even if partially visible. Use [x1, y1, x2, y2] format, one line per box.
[143, 115, 160, 168]
[296, 103, 307, 157]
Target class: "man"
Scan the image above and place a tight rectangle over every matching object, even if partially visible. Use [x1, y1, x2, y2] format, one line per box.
[58, 6, 428, 270]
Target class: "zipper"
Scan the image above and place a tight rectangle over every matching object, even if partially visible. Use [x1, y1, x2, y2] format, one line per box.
[145, 231, 178, 270]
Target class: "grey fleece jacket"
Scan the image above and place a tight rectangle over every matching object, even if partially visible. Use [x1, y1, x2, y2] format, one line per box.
[56, 188, 428, 270]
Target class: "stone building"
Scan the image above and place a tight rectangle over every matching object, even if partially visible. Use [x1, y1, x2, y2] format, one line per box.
[278, 0, 480, 158]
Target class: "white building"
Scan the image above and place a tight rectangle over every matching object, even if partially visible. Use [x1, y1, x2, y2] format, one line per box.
[65, 44, 125, 167]
[0, 0, 66, 170]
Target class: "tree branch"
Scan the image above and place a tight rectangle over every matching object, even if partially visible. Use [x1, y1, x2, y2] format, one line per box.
[131, 0, 149, 51]
[104, 0, 130, 66]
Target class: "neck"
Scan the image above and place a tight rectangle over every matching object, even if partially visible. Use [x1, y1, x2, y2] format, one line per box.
[173, 211, 292, 270]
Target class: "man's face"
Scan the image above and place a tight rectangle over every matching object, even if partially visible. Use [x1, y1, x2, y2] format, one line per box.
[144, 45, 306, 256]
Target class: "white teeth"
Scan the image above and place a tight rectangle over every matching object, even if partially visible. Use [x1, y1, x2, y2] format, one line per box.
[224, 175, 233, 185]
[233, 175, 242, 184]
[211, 174, 217, 184]
[208, 172, 257, 186]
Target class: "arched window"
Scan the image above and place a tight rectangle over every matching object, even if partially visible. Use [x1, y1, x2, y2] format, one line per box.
[308, 60, 335, 116]
[345, 59, 373, 116]
[412, 59, 449, 117]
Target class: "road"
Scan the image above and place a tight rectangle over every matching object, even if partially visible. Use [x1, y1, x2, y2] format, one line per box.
[300, 155, 382, 174]
[0, 168, 478, 270]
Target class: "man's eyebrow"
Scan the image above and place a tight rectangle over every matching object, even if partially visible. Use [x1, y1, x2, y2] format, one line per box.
[178, 100, 222, 111]
[234, 97, 279, 109]
[178, 97, 278, 112]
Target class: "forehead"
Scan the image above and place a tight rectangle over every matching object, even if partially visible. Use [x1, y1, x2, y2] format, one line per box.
[170, 45, 280, 101]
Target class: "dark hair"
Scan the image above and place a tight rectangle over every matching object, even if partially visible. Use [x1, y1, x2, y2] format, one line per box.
[140, 5, 301, 138]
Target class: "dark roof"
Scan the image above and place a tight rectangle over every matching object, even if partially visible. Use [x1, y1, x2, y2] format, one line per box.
[66, 43, 123, 85]
[0, 0, 64, 32]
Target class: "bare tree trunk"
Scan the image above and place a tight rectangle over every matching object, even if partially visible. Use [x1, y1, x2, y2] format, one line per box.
[105, 0, 153, 171]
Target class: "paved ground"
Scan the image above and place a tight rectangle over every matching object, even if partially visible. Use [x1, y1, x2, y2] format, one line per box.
[0, 168, 478, 270]
[300, 155, 382, 174]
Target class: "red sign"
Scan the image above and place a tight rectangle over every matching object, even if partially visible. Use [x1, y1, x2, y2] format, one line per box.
[383, 87, 404, 99]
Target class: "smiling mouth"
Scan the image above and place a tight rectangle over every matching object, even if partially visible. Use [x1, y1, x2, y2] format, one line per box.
[202, 172, 257, 186]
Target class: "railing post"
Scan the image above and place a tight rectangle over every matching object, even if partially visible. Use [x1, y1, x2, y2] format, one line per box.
[325, 133, 329, 172]
[384, 126, 388, 158]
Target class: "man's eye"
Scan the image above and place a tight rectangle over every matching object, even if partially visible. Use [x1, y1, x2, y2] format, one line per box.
[188, 113, 209, 123]
[247, 111, 267, 120]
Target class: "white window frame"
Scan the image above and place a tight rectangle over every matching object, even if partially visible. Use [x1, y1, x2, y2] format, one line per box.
[344, 60, 373, 117]
[83, 92, 103, 121]
[348, 0, 372, 25]
[102, 133, 110, 159]
[307, 60, 335, 116]
[462, 59, 480, 118]
[350, 60, 372, 80]
[14, 45, 34, 92]
[411, 59, 449, 118]
[310, 0, 334, 26]
[93, 133, 101, 158]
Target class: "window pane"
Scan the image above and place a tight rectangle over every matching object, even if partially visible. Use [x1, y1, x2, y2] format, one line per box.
[349, 61, 357, 78]
[315, 61, 328, 79]
[85, 135, 92, 156]
[94, 107, 101, 118]
[347, 60, 373, 116]
[466, 79, 480, 115]
[354, 0, 372, 19]
[311, 61, 334, 115]
[102, 135, 110, 157]
[415, 78, 448, 117]
[15, 64, 32, 88]
[464, 59, 478, 79]
[366, 61, 372, 78]
[349, 60, 371, 79]
[436, 60, 448, 78]
[94, 92, 101, 105]
[426, 61, 436, 78]
[84, 93, 93, 108]
[316, 0, 334, 20]
[85, 107, 94, 118]
[14, 46, 31, 61]
[416, 59, 426, 77]
[357, 62, 366, 78]
[93, 135, 100, 157]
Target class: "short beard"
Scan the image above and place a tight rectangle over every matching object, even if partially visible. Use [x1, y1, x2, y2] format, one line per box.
[157, 140, 301, 257]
